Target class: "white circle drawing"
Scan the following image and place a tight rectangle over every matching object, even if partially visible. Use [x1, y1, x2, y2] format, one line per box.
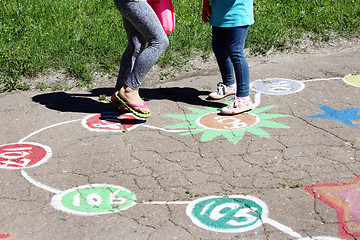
[251, 78, 305, 95]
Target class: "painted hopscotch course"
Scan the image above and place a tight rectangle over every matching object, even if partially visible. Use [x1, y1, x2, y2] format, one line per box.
[1, 73, 359, 239]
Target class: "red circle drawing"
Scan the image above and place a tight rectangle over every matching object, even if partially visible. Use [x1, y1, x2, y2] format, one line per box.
[0, 142, 52, 169]
[82, 113, 144, 132]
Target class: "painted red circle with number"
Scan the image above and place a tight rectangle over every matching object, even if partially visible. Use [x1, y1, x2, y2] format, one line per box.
[0, 143, 52, 169]
[82, 113, 143, 132]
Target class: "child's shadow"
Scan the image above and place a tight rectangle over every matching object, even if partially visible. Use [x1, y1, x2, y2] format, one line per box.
[32, 87, 226, 114]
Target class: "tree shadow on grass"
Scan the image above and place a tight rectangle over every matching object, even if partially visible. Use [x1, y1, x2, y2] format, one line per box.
[32, 87, 226, 114]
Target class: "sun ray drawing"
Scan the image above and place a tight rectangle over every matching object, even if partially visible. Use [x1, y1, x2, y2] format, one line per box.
[165, 105, 290, 144]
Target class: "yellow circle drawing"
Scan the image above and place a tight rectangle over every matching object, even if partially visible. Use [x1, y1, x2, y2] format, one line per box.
[343, 73, 360, 87]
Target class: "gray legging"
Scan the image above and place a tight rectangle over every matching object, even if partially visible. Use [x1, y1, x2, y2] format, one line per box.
[114, 0, 169, 90]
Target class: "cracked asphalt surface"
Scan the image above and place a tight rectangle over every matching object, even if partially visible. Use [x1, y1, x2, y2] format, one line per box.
[1, 42, 360, 240]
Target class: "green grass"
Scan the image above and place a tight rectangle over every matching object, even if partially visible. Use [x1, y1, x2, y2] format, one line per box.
[1, 0, 359, 91]
[250, 0, 360, 54]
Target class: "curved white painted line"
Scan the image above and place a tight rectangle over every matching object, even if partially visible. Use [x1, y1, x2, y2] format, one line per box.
[17, 119, 80, 194]
[19, 119, 81, 143]
[299, 237, 342, 240]
[300, 77, 342, 83]
[21, 170, 62, 194]
[140, 124, 192, 132]
[142, 201, 191, 205]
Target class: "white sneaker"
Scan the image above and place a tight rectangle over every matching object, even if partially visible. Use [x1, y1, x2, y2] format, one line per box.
[208, 83, 236, 99]
[221, 96, 253, 115]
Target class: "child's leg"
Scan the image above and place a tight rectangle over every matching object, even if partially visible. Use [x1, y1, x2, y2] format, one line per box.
[219, 26, 254, 115]
[112, 0, 169, 115]
[212, 26, 235, 86]
[228, 26, 250, 97]
[114, 1, 169, 90]
[115, 18, 146, 91]
[209, 27, 236, 99]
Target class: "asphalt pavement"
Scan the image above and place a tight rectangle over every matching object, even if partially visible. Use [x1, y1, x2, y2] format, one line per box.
[0, 43, 360, 240]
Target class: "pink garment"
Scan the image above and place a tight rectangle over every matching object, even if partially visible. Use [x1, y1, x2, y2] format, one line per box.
[147, 0, 175, 35]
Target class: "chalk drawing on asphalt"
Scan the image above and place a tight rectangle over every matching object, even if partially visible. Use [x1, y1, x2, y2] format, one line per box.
[82, 112, 145, 132]
[165, 105, 290, 144]
[18, 119, 81, 143]
[299, 237, 342, 240]
[0, 234, 13, 239]
[304, 175, 360, 239]
[51, 184, 136, 216]
[21, 170, 62, 194]
[0, 73, 357, 239]
[343, 73, 360, 87]
[0, 142, 52, 169]
[308, 103, 360, 127]
[250, 78, 305, 95]
[185, 195, 302, 238]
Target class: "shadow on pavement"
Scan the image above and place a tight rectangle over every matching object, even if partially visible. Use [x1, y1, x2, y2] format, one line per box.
[32, 87, 226, 113]
[32, 91, 113, 114]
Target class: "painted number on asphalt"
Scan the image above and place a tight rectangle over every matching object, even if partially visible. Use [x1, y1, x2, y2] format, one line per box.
[214, 116, 248, 129]
[0, 143, 52, 169]
[51, 184, 136, 215]
[82, 113, 144, 132]
[196, 112, 260, 131]
[251, 78, 305, 95]
[186, 196, 267, 233]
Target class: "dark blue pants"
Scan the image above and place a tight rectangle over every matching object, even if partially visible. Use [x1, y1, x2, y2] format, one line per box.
[212, 26, 250, 97]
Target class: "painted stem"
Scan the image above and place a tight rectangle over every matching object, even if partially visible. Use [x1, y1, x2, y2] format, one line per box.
[264, 218, 303, 239]
[21, 170, 62, 194]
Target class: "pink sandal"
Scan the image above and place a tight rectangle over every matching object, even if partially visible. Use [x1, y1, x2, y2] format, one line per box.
[111, 93, 129, 111]
[112, 91, 151, 118]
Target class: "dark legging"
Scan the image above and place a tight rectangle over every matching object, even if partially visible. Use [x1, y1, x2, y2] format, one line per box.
[212, 26, 250, 97]
[114, 0, 169, 90]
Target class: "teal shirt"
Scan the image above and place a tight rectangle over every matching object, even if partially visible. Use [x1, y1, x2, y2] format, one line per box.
[209, 0, 254, 27]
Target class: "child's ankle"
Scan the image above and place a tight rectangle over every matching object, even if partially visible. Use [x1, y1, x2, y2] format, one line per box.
[237, 96, 250, 101]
